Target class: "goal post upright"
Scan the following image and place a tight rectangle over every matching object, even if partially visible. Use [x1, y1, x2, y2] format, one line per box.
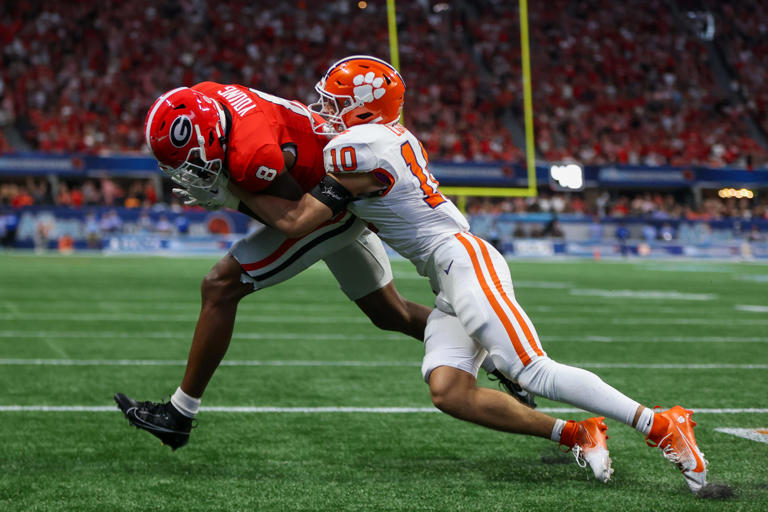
[387, 0, 538, 201]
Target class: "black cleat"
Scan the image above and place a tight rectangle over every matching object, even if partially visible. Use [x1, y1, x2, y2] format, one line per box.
[114, 393, 194, 450]
[487, 369, 537, 409]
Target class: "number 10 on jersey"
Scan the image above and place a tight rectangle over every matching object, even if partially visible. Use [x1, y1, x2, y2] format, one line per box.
[401, 141, 445, 208]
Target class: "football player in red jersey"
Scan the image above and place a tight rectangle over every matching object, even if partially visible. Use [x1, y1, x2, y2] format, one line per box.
[115, 83, 439, 449]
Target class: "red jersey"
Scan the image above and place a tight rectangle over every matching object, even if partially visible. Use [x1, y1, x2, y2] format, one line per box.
[192, 82, 328, 193]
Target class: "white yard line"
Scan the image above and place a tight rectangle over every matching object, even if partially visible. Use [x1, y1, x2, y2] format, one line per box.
[569, 289, 717, 301]
[735, 305, 768, 313]
[0, 406, 766, 414]
[0, 359, 766, 369]
[0, 313, 371, 324]
[2, 313, 767, 326]
[2, 331, 768, 343]
[714, 428, 768, 444]
[545, 335, 768, 343]
[0, 330, 402, 341]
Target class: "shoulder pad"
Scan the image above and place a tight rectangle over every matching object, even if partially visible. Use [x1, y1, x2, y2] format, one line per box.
[324, 128, 378, 174]
[324, 125, 402, 174]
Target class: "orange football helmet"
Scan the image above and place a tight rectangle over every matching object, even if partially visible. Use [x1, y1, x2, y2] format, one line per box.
[145, 87, 228, 189]
[311, 55, 405, 133]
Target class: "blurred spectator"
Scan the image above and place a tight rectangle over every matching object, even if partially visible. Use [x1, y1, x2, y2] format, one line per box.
[1, 211, 19, 247]
[659, 222, 675, 241]
[99, 209, 123, 233]
[81, 180, 101, 205]
[642, 223, 658, 242]
[588, 216, 604, 241]
[155, 214, 173, 235]
[747, 224, 765, 242]
[100, 177, 123, 206]
[137, 210, 154, 232]
[84, 211, 101, 249]
[616, 223, 631, 256]
[174, 214, 190, 235]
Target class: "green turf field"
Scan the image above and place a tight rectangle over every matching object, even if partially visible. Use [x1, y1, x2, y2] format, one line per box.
[1, 253, 767, 511]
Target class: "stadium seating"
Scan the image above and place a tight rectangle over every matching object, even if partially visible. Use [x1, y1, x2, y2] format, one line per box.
[1, 0, 766, 166]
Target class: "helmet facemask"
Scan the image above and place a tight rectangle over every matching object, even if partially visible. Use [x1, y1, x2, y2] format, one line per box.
[309, 81, 359, 134]
[162, 146, 225, 191]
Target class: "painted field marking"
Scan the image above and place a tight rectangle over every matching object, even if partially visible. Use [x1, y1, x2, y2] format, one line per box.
[733, 275, 768, 283]
[1, 406, 767, 414]
[735, 305, 768, 313]
[4, 313, 767, 327]
[546, 335, 768, 343]
[2, 331, 768, 344]
[514, 281, 571, 289]
[570, 289, 716, 301]
[0, 359, 766, 370]
[714, 428, 768, 444]
[0, 313, 371, 324]
[551, 318, 768, 326]
[642, 264, 734, 273]
[0, 331, 402, 341]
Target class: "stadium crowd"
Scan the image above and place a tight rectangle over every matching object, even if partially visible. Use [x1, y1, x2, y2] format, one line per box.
[1, 0, 766, 167]
[465, 191, 768, 222]
[0, 177, 158, 209]
[2, 171, 765, 229]
[470, 0, 767, 167]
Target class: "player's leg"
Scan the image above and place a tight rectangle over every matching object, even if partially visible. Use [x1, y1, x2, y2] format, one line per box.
[326, 229, 534, 406]
[438, 232, 705, 491]
[353, 283, 431, 341]
[115, 213, 368, 448]
[324, 228, 430, 341]
[422, 308, 612, 482]
[179, 253, 254, 398]
[114, 252, 251, 450]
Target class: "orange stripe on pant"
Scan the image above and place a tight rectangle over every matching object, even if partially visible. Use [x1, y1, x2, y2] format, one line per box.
[469, 233, 544, 358]
[454, 233, 533, 366]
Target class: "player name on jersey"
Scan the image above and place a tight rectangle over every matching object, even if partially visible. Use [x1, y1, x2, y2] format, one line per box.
[217, 86, 256, 116]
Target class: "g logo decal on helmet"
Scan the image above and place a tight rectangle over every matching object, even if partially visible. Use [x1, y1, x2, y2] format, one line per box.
[145, 87, 228, 190]
[170, 116, 193, 148]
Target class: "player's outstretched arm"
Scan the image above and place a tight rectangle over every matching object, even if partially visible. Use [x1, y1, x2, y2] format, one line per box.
[238, 188, 334, 238]
[232, 172, 385, 238]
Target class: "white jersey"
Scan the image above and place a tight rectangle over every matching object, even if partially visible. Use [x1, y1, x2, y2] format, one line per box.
[323, 123, 469, 275]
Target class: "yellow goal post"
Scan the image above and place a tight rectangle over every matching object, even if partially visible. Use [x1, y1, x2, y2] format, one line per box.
[386, 0, 538, 203]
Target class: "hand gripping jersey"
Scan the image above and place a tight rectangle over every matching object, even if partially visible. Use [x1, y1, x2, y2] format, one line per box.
[323, 123, 469, 274]
[192, 82, 328, 193]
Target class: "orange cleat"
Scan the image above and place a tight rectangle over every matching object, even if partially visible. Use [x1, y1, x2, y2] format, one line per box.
[646, 406, 708, 493]
[561, 416, 613, 483]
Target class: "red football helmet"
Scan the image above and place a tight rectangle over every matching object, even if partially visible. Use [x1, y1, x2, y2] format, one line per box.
[311, 55, 405, 133]
[145, 87, 228, 189]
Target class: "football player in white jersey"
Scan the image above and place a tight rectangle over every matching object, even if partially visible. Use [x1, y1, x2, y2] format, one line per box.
[234, 56, 708, 493]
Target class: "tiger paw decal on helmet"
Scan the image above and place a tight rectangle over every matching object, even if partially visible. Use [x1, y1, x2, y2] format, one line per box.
[311, 55, 405, 133]
[353, 72, 387, 103]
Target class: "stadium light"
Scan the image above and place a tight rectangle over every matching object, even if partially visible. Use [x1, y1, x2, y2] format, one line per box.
[718, 188, 754, 199]
[550, 163, 584, 191]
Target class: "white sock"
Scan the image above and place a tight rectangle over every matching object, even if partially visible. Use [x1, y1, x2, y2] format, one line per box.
[517, 357, 641, 427]
[171, 387, 201, 418]
[635, 407, 654, 435]
[550, 418, 566, 442]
